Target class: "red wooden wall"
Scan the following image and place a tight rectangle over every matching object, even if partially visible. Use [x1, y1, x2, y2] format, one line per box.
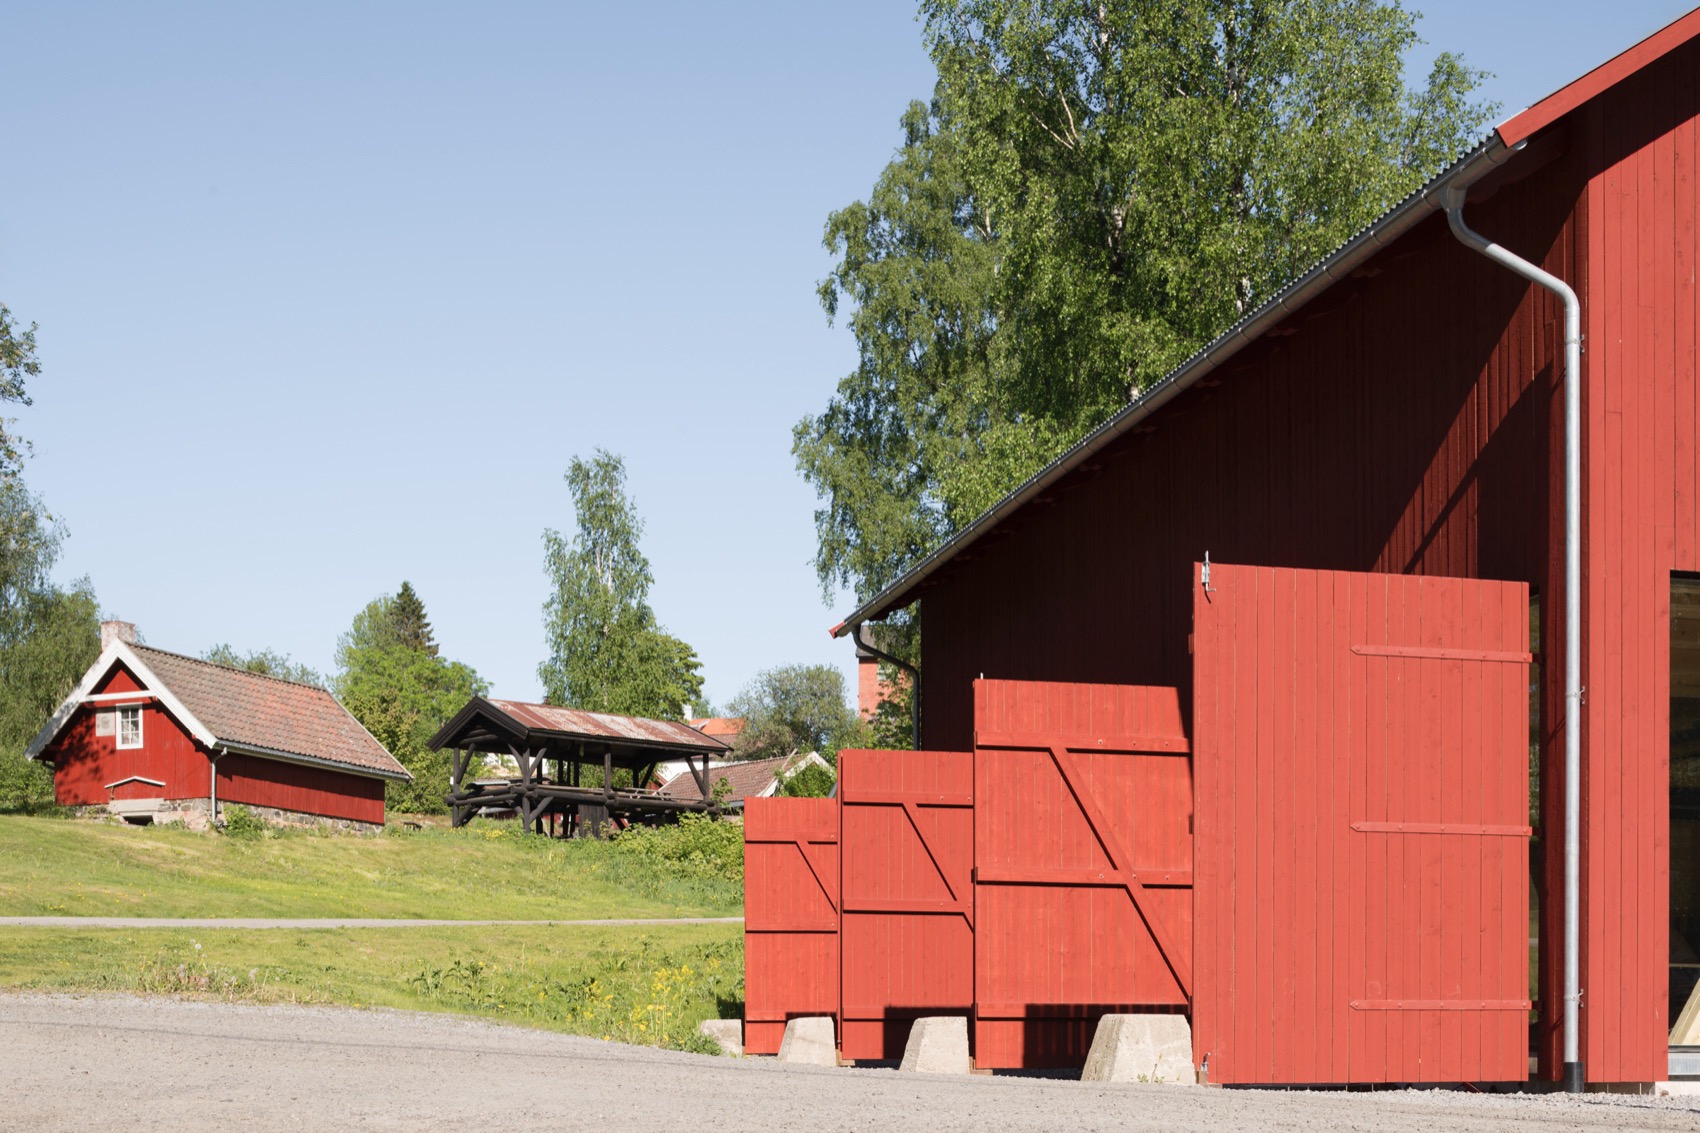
[1573, 36, 1699, 1080]
[743, 797, 839, 1055]
[902, 39, 1700, 1081]
[217, 755, 385, 825]
[52, 667, 208, 806]
[837, 749, 974, 1061]
[972, 680, 1191, 1068]
[1192, 564, 1531, 1084]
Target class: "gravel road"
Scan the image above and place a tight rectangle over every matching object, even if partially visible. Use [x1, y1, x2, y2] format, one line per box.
[4, 992, 1697, 1132]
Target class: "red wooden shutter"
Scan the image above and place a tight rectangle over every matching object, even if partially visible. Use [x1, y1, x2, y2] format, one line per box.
[1192, 563, 1531, 1085]
[837, 748, 975, 1060]
[972, 679, 1193, 1069]
[743, 797, 839, 1055]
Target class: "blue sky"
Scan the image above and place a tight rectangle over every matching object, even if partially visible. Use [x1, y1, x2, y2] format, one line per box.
[1, 1, 1692, 708]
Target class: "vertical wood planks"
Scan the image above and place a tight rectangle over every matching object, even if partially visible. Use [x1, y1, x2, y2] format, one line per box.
[1193, 563, 1532, 1084]
[971, 679, 1192, 1069]
[837, 749, 974, 1061]
[743, 797, 839, 1055]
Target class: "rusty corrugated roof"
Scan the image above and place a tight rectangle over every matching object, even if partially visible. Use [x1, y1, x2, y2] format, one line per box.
[480, 699, 729, 752]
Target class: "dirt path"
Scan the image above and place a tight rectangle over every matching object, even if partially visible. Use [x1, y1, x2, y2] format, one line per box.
[0, 915, 742, 928]
[3, 993, 1696, 1132]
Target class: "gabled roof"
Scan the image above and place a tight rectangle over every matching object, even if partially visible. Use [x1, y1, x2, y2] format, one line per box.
[26, 641, 410, 781]
[654, 751, 831, 804]
[831, 7, 1700, 636]
[428, 696, 731, 762]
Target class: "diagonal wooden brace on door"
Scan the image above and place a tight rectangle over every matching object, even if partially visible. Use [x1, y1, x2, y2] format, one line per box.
[1048, 745, 1194, 999]
[838, 786, 973, 928]
[797, 838, 839, 917]
[744, 829, 839, 931]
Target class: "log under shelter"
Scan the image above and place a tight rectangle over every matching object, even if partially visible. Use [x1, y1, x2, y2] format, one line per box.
[429, 697, 730, 837]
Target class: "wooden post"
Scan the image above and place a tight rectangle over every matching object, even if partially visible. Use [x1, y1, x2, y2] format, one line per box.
[692, 753, 710, 801]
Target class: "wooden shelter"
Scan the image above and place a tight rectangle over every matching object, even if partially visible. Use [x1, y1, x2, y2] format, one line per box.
[429, 697, 730, 837]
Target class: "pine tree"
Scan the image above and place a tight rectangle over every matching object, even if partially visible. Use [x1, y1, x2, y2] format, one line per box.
[392, 581, 437, 657]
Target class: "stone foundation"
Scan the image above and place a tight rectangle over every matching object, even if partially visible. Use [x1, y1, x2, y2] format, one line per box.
[74, 797, 382, 835]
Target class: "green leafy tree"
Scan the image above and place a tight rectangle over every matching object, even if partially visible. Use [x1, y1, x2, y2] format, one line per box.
[0, 482, 99, 808]
[539, 450, 704, 719]
[0, 304, 41, 478]
[727, 664, 868, 761]
[202, 643, 324, 687]
[796, 0, 1496, 603]
[0, 312, 102, 808]
[334, 585, 487, 814]
[775, 758, 838, 798]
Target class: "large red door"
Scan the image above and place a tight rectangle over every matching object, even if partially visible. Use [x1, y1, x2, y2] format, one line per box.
[838, 748, 975, 1060]
[743, 797, 839, 1055]
[1192, 562, 1532, 1084]
[972, 679, 1193, 1069]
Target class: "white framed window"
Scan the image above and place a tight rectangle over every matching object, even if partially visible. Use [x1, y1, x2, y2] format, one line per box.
[116, 705, 143, 749]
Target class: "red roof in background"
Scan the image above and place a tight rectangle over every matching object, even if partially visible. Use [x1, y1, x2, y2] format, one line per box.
[479, 699, 729, 752]
[655, 753, 799, 804]
[131, 644, 407, 779]
[688, 717, 745, 738]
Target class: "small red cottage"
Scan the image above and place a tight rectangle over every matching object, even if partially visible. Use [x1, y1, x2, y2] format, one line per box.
[27, 622, 408, 830]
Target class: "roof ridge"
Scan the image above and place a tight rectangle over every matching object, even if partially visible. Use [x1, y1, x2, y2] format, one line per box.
[493, 697, 697, 730]
[130, 642, 331, 694]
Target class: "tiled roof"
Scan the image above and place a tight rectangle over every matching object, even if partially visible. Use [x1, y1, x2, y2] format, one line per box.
[688, 717, 745, 738]
[131, 645, 407, 779]
[655, 754, 796, 804]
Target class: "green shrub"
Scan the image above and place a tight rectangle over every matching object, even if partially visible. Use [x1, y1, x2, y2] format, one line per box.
[600, 814, 743, 881]
[218, 805, 269, 840]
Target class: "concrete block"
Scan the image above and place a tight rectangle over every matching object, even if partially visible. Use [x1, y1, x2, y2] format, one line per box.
[776, 1016, 837, 1066]
[697, 1018, 743, 1057]
[899, 1016, 971, 1074]
[1080, 1014, 1196, 1085]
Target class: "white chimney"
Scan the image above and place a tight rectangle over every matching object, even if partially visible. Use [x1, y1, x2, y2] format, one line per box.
[100, 621, 137, 650]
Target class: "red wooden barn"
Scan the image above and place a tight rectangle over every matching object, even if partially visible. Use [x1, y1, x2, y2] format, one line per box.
[27, 622, 408, 829]
[751, 11, 1700, 1089]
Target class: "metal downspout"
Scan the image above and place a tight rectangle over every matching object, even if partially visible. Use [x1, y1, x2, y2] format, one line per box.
[851, 622, 920, 750]
[1442, 188, 1585, 1092]
[210, 745, 227, 823]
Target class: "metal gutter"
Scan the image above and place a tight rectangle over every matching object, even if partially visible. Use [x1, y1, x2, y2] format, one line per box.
[832, 135, 1520, 636]
[215, 739, 413, 782]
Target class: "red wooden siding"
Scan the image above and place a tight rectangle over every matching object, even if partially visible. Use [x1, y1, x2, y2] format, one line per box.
[972, 679, 1192, 1069]
[50, 658, 389, 824]
[908, 57, 1700, 1079]
[837, 748, 974, 1061]
[1573, 36, 1699, 1081]
[50, 701, 208, 806]
[217, 755, 385, 825]
[1192, 564, 1531, 1084]
[743, 797, 839, 1055]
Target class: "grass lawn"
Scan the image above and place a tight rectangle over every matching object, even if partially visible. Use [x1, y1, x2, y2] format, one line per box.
[0, 815, 743, 920]
[0, 922, 744, 1052]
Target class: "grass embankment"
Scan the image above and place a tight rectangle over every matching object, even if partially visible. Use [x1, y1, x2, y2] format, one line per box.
[0, 815, 742, 920]
[0, 922, 744, 1052]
